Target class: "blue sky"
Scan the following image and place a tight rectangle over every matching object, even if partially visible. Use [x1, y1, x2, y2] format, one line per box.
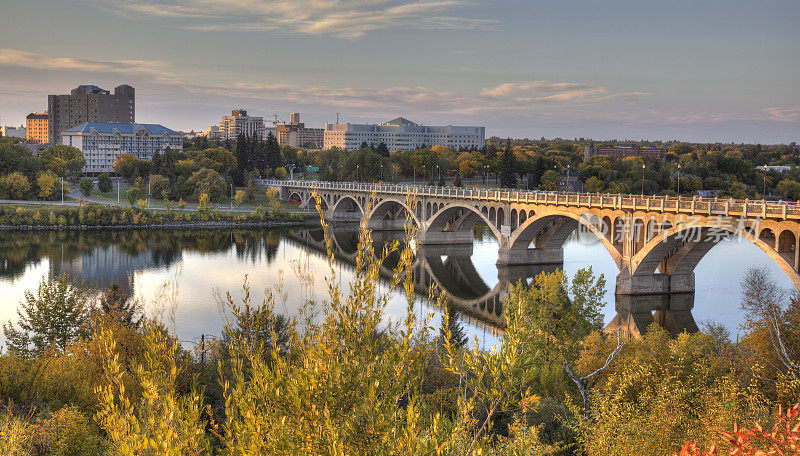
[0, 0, 798, 142]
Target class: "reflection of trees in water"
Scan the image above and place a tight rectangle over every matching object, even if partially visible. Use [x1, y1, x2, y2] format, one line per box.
[0, 228, 294, 281]
[232, 230, 283, 265]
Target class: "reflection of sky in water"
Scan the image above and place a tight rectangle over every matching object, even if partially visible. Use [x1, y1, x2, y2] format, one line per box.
[1, 227, 796, 348]
[134, 233, 503, 349]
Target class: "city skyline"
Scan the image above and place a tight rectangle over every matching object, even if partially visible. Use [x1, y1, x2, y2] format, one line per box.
[0, 0, 798, 143]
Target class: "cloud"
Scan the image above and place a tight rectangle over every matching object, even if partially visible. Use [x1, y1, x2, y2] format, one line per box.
[480, 81, 649, 104]
[763, 107, 800, 122]
[90, 0, 495, 39]
[0, 48, 661, 130]
[0, 48, 181, 84]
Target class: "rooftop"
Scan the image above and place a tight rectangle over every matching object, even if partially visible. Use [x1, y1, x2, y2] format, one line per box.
[63, 122, 181, 136]
[382, 117, 418, 126]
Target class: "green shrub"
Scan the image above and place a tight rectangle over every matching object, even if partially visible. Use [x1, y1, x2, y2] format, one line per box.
[79, 178, 93, 198]
[125, 187, 139, 206]
[97, 173, 112, 193]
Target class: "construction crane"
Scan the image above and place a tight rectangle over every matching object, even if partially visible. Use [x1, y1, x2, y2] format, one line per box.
[268, 113, 285, 126]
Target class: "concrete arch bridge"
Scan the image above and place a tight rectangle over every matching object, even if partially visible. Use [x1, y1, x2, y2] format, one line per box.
[265, 179, 800, 297]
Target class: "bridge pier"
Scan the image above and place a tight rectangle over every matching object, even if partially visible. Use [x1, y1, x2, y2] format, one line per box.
[615, 271, 695, 295]
[605, 293, 697, 337]
[496, 247, 563, 266]
[365, 219, 407, 231]
[415, 229, 474, 245]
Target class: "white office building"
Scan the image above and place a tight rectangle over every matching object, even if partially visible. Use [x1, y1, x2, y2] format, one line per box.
[219, 109, 265, 140]
[323, 117, 485, 152]
[61, 122, 184, 174]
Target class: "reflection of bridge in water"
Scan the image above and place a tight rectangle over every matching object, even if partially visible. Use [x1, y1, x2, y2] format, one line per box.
[286, 228, 699, 337]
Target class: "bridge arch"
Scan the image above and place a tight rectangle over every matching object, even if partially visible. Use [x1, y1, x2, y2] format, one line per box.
[331, 195, 364, 216]
[508, 210, 623, 268]
[630, 221, 800, 289]
[426, 203, 503, 241]
[367, 197, 421, 227]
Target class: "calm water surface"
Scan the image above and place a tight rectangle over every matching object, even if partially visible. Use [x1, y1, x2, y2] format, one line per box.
[0, 225, 794, 348]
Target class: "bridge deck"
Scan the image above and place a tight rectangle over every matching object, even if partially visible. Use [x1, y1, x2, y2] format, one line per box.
[262, 179, 800, 221]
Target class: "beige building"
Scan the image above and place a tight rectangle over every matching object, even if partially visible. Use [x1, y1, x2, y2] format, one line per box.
[61, 122, 183, 174]
[26, 112, 49, 143]
[219, 109, 265, 140]
[276, 112, 324, 148]
[324, 117, 485, 152]
[48, 84, 135, 144]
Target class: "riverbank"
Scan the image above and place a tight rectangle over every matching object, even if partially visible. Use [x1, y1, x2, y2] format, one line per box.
[0, 202, 316, 231]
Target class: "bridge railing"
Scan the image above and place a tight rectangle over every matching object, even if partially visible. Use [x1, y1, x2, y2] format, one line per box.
[258, 179, 800, 220]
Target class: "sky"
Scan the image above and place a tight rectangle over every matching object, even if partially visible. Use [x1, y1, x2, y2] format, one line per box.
[0, 0, 798, 143]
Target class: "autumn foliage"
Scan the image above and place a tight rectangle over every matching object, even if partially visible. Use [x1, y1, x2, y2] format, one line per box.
[676, 403, 800, 456]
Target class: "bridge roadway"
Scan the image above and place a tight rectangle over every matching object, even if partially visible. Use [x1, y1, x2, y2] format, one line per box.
[263, 179, 800, 296]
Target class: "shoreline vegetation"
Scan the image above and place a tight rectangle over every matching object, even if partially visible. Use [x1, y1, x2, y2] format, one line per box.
[0, 203, 797, 454]
[0, 201, 311, 230]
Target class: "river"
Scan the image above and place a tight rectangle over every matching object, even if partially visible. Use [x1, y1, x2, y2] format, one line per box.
[0, 225, 794, 348]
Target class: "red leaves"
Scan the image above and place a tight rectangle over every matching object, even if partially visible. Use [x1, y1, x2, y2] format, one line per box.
[676, 404, 800, 456]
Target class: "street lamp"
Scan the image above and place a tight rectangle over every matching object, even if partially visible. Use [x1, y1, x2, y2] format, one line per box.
[230, 183, 234, 210]
[356, 164, 360, 181]
[566, 165, 571, 193]
[677, 164, 681, 196]
[763, 167, 767, 199]
[641, 164, 646, 197]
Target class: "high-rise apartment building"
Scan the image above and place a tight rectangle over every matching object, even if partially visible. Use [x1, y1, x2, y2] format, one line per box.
[218, 109, 265, 140]
[324, 117, 485, 152]
[276, 113, 324, 148]
[25, 112, 49, 143]
[48, 84, 135, 144]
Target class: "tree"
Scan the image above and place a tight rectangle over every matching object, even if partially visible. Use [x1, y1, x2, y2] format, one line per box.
[540, 169, 561, 190]
[40, 145, 86, 178]
[151, 149, 163, 175]
[274, 167, 287, 179]
[0, 140, 41, 177]
[113, 154, 150, 182]
[740, 267, 800, 384]
[125, 187, 140, 206]
[149, 174, 170, 198]
[453, 172, 462, 187]
[376, 142, 390, 158]
[440, 300, 467, 350]
[3, 275, 89, 356]
[97, 172, 113, 193]
[586, 176, 604, 193]
[36, 170, 58, 200]
[99, 282, 139, 327]
[265, 132, 282, 173]
[186, 168, 226, 201]
[79, 178, 93, 197]
[0, 172, 31, 199]
[499, 138, 517, 188]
